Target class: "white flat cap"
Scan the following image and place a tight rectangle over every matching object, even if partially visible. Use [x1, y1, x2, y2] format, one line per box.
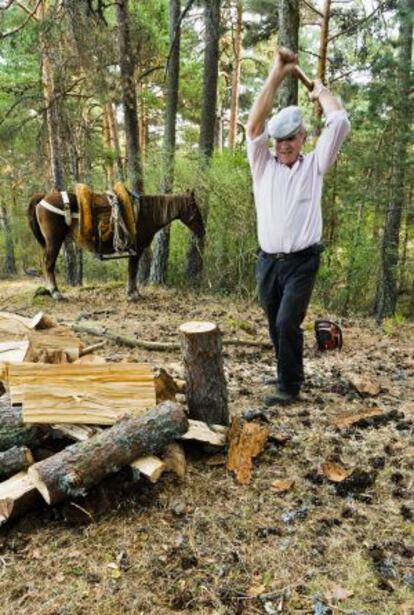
[268, 105, 304, 139]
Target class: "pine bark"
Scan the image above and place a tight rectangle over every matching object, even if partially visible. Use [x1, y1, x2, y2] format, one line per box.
[149, 0, 181, 285]
[29, 401, 188, 504]
[179, 321, 229, 426]
[0, 446, 34, 480]
[375, 0, 412, 320]
[277, 0, 299, 108]
[0, 394, 43, 452]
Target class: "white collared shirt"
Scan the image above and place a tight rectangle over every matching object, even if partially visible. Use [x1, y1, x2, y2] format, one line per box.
[247, 110, 350, 254]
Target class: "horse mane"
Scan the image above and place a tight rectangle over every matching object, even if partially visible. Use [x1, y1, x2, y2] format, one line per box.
[139, 193, 193, 225]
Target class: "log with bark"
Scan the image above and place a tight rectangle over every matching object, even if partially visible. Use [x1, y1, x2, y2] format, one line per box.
[0, 445, 33, 480]
[179, 321, 229, 426]
[28, 401, 188, 504]
[0, 393, 44, 452]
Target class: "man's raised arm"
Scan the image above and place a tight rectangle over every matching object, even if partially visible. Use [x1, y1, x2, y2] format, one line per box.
[247, 48, 298, 140]
[310, 79, 351, 175]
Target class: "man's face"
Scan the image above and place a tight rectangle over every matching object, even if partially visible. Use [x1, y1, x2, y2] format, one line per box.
[275, 129, 306, 166]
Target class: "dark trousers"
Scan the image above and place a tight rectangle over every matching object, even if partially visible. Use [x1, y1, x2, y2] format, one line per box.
[256, 248, 320, 395]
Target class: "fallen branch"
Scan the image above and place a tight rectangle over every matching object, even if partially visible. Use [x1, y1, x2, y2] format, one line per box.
[70, 323, 273, 351]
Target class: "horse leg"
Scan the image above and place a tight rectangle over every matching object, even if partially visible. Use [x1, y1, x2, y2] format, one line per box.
[127, 249, 143, 301]
[44, 241, 65, 300]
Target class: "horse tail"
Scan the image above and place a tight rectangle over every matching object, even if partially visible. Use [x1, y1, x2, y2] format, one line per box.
[28, 193, 46, 248]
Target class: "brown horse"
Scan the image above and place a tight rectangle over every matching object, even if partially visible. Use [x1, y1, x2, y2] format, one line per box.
[28, 190, 205, 300]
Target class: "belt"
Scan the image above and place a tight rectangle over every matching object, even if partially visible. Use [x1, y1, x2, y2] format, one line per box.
[261, 243, 324, 261]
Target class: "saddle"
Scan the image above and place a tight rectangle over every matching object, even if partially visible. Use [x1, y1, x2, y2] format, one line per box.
[75, 182, 137, 253]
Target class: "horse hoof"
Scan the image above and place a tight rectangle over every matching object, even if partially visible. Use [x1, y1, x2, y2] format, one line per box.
[52, 291, 65, 301]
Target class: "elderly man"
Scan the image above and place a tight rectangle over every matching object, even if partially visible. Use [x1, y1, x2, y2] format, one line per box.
[247, 48, 350, 406]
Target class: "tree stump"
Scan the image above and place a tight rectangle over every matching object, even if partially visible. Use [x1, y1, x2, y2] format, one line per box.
[28, 401, 188, 505]
[179, 321, 228, 426]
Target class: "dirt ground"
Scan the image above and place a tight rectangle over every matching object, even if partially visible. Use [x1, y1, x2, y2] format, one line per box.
[0, 278, 413, 615]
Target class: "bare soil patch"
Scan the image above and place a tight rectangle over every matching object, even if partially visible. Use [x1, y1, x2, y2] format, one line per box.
[1, 279, 413, 615]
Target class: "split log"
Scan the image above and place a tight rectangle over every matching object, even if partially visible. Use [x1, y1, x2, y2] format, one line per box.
[28, 401, 188, 504]
[179, 321, 229, 426]
[0, 446, 33, 480]
[183, 420, 227, 446]
[0, 310, 55, 331]
[0, 394, 43, 452]
[0, 339, 30, 365]
[163, 442, 186, 478]
[130, 456, 166, 483]
[0, 471, 41, 526]
[8, 362, 156, 425]
[227, 417, 269, 485]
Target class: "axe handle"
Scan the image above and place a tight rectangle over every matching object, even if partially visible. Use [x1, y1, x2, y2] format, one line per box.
[294, 66, 314, 92]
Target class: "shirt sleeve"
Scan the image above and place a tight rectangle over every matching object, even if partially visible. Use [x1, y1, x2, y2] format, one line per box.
[314, 109, 351, 175]
[246, 125, 272, 180]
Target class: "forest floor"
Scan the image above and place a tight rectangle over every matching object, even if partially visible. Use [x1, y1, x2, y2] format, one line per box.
[0, 278, 413, 615]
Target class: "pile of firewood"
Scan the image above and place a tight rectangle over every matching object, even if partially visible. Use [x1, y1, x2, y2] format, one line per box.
[1, 313, 267, 526]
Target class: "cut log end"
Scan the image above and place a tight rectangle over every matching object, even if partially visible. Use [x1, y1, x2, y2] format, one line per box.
[179, 321, 217, 335]
[28, 466, 51, 505]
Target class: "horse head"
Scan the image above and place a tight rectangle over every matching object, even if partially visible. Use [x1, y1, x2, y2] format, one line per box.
[179, 192, 205, 239]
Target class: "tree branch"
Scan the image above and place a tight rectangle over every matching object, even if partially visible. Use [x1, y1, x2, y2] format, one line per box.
[0, 0, 41, 38]
[328, 1, 388, 42]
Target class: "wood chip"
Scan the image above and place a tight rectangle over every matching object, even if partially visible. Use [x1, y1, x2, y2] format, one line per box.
[320, 462, 349, 482]
[332, 407, 385, 429]
[271, 478, 295, 492]
[227, 417, 268, 485]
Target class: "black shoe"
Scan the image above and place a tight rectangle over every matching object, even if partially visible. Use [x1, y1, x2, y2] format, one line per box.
[263, 390, 299, 407]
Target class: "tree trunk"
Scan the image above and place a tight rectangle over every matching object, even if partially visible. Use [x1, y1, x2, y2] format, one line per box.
[149, 0, 181, 285]
[107, 101, 125, 182]
[228, 0, 242, 150]
[375, 0, 412, 320]
[29, 401, 188, 504]
[199, 0, 221, 159]
[277, 0, 299, 108]
[179, 321, 229, 426]
[0, 205, 17, 275]
[103, 103, 115, 187]
[186, 0, 221, 286]
[116, 0, 144, 195]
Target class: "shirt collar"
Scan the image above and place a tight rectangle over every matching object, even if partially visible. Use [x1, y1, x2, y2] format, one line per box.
[274, 153, 304, 166]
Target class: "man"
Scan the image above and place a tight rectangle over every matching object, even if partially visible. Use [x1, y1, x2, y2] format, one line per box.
[247, 48, 350, 406]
